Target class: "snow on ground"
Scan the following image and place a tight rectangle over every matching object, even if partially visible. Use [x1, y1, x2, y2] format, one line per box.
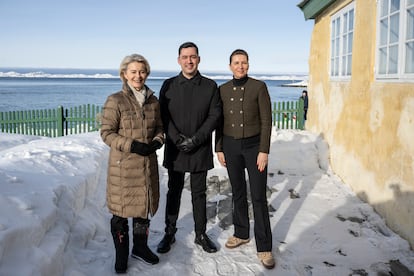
[0, 129, 413, 276]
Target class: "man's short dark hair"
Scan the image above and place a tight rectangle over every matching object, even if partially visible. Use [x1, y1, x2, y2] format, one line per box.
[178, 42, 199, 56]
[229, 49, 249, 64]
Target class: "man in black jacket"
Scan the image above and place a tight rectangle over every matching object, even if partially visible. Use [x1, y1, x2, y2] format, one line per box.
[157, 42, 222, 254]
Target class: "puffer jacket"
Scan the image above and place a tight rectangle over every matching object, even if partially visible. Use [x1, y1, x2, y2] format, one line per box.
[100, 83, 164, 218]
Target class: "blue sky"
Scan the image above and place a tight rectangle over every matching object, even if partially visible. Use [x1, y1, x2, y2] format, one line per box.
[0, 0, 313, 74]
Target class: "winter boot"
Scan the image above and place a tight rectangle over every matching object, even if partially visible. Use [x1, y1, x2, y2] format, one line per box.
[195, 233, 218, 253]
[157, 214, 178, 253]
[157, 232, 176, 254]
[131, 218, 159, 265]
[110, 216, 129, 274]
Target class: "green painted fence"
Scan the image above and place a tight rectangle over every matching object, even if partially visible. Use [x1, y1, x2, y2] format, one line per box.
[273, 99, 305, 130]
[0, 100, 304, 137]
[0, 104, 102, 137]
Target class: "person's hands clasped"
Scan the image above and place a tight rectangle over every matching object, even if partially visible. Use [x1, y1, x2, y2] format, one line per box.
[130, 140, 152, 156]
[176, 134, 199, 152]
[257, 152, 268, 172]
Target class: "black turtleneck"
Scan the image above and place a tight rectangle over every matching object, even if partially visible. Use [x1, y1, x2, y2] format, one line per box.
[232, 75, 248, 86]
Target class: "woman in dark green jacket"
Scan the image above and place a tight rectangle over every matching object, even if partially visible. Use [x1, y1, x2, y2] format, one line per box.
[215, 49, 275, 269]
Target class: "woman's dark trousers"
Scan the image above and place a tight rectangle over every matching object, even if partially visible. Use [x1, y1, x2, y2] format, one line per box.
[223, 135, 272, 252]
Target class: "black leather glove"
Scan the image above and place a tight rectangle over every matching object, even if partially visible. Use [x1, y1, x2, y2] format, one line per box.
[149, 140, 162, 152]
[130, 141, 151, 156]
[175, 134, 186, 146]
[177, 135, 199, 152]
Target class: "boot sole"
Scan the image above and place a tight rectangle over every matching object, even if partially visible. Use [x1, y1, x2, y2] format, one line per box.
[261, 261, 276, 269]
[194, 240, 218, 253]
[131, 253, 159, 265]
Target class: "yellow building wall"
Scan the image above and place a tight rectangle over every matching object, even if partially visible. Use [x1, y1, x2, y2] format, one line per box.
[306, 0, 414, 247]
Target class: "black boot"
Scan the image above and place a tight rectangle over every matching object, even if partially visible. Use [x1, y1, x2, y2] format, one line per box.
[195, 233, 218, 253]
[157, 214, 178, 253]
[157, 233, 176, 253]
[131, 218, 159, 265]
[111, 216, 129, 274]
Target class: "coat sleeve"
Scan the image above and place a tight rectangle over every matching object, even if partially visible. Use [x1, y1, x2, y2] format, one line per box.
[100, 94, 134, 152]
[214, 88, 224, 152]
[159, 79, 182, 144]
[214, 115, 224, 152]
[258, 82, 272, 153]
[152, 99, 165, 144]
[193, 83, 222, 145]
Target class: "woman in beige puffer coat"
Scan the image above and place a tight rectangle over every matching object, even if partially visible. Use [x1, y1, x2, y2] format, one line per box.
[100, 54, 164, 274]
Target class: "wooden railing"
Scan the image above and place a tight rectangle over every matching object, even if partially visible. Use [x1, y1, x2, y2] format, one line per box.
[0, 100, 304, 137]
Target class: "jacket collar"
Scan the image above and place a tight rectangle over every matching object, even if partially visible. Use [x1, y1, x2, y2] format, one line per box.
[232, 75, 249, 86]
[122, 83, 154, 99]
[178, 71, 202, 85]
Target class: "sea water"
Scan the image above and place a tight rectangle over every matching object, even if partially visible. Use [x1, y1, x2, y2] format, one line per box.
[0, 68, 307, 112]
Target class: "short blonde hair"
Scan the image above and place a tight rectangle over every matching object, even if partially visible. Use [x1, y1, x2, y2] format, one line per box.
[119, 54, 151, 82]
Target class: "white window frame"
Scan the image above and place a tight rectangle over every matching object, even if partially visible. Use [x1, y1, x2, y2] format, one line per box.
[376, 0, 414, 80]
[330, 2, 355, 80]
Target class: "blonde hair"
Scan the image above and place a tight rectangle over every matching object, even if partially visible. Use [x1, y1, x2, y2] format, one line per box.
[119, 54, 151, 82]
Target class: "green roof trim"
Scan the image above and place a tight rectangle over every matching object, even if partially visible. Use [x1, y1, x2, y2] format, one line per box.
[297, 0, 337, 20]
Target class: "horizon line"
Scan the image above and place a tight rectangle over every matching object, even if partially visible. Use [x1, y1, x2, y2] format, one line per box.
[0, 66, 309, 76]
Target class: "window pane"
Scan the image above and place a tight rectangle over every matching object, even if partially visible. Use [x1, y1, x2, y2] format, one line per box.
[407, 8, 414, 40]
[336, 18, 341, 35]
[379, 47, 387, 74]
[343, 13, 348, 33]
[342, 56, 347, 75]
[408, 0, 414, 5]
[380, 18, 389, 45]
[381, 0, 389, 17]
[390, 14, 400, 43]
[349, 9, 354, 30]
[391, 0, 400, 12]
[336, 37, 340, 54]
[336, 18, 341, 34]
[405, 41, 414, 73]
[348, 33, 353, 53]
[389, 45, 399, 73]
[347, 55, 352, 75]
[335, 57, 339, 76]
[343, 34, 348, 53]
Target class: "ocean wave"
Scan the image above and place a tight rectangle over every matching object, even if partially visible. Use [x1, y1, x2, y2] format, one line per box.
[202, 74, 308, 81]
[0, 70, 308, 81]
[0, 71, 117, 79]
